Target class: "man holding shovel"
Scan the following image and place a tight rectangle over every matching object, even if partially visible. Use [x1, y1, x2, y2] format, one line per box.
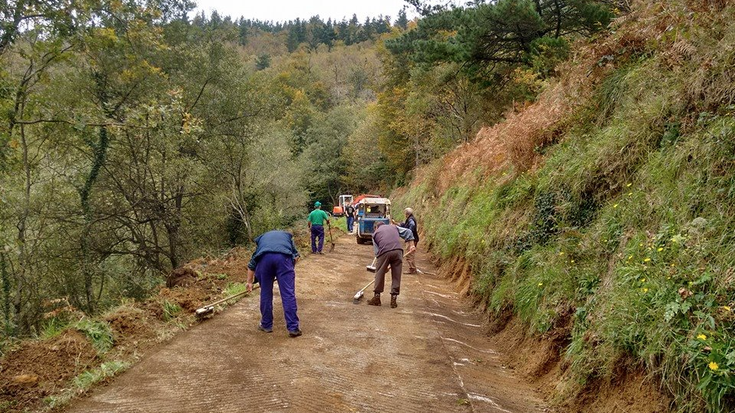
[307, 201, 330, 254]
[246, 230, 302, 337]
[367, 222, 416, 308]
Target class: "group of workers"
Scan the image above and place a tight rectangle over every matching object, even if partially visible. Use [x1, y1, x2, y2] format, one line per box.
[246, 201, 419, 337]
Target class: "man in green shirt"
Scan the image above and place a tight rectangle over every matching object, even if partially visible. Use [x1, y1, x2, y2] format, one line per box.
[307, 201, 331, 254]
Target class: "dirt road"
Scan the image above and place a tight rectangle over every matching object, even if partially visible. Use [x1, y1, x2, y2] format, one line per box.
[66, 234, 547, 412]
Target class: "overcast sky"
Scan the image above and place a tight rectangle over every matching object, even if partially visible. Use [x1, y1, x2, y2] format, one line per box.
[193, 0, 416, 23]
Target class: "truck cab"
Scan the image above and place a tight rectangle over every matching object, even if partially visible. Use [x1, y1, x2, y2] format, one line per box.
[355, 198, 391, 244]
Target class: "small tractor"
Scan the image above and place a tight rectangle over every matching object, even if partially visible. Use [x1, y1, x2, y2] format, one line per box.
[355, 197, 391, 244]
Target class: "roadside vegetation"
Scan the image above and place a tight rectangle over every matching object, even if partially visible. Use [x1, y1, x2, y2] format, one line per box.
[393, 1, 735, 411]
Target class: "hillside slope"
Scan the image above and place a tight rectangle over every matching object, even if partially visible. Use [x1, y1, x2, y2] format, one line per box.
[392, 1, 735, 411]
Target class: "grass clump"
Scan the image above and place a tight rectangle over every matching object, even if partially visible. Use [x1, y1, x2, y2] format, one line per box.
[73, 360, 129, 388]
[222, 282, 248, 297]
[74, 318, 114, 354]
[44, 361, 130, 409]
[160, 300, 182, 322]
[40, 317, 70, 340]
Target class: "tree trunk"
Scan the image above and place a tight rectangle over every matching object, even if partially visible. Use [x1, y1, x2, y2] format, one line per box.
[166, 188, 184, 270]
[1, 252, 12, 337]
[79, 126, 110, 313]
[14, 105, 30, 334]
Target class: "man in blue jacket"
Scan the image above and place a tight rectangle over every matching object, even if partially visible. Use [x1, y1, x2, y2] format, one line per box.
[397, 208, 419, 274]
[246, 230, 302, 337]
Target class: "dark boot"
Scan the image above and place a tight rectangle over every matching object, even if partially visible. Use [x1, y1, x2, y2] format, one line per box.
[367, 293, 381, 306]
[390, 294, 398, 308]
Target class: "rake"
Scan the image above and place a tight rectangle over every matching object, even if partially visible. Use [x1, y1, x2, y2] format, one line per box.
[352, 279, 375, 304]
[195, 285, 259, 320]
[356, 249, 416, 304]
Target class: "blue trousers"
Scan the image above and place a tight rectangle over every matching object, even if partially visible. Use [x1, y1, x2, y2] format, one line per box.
[347, 216, 354, 232]
[255, 253, 299, 332]
[310, 225, 324, 253]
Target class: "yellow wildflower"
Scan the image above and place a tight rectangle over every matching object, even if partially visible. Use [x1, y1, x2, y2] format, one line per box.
[571, 260, 575, 263]
[657, 247, 663, 252]
[723, 306, 732, 312]
[626, 183, 632, 187]
[641, 278, 646, 283]
[644, 258, 651, 262]
[697, 334, 707, 341]
[613, 204, 619, 208]
[559, 252, 565, 256]
[538, 282, 543, 287]
[709, 362, 719, 371]
[642, 288, 649, 293]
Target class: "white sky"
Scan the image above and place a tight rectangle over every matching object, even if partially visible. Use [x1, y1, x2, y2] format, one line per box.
[193, 0, 416, 23]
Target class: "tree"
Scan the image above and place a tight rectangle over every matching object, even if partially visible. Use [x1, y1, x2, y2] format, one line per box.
[255, 53, 271, 70]
[396, 7, 409, 30]
[387, 0, 612, 69]
[299, 106, 360, 206]
[306, 16, 325, 51]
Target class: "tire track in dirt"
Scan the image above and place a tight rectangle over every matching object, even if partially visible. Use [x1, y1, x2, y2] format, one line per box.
[65, 234, 547, 412]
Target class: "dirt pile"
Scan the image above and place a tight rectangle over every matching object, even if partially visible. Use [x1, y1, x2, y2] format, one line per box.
[0, 331, 97, 411]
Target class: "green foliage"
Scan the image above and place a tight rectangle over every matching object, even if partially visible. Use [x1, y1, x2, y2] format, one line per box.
[528, 36, 570, 78]
[387, 0, 611, 69]
[72, 361, 129, 388]
[74, 319, 114, 354]
[222, 282, 248, 297]
[161, 300, 182, 322]
[255, 53, 271, 70]
[333, 217, 348, 232]
[40, 317, 69, 340]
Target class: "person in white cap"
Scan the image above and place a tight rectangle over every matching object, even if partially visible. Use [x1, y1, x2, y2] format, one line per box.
[398, 208, 419, 273]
